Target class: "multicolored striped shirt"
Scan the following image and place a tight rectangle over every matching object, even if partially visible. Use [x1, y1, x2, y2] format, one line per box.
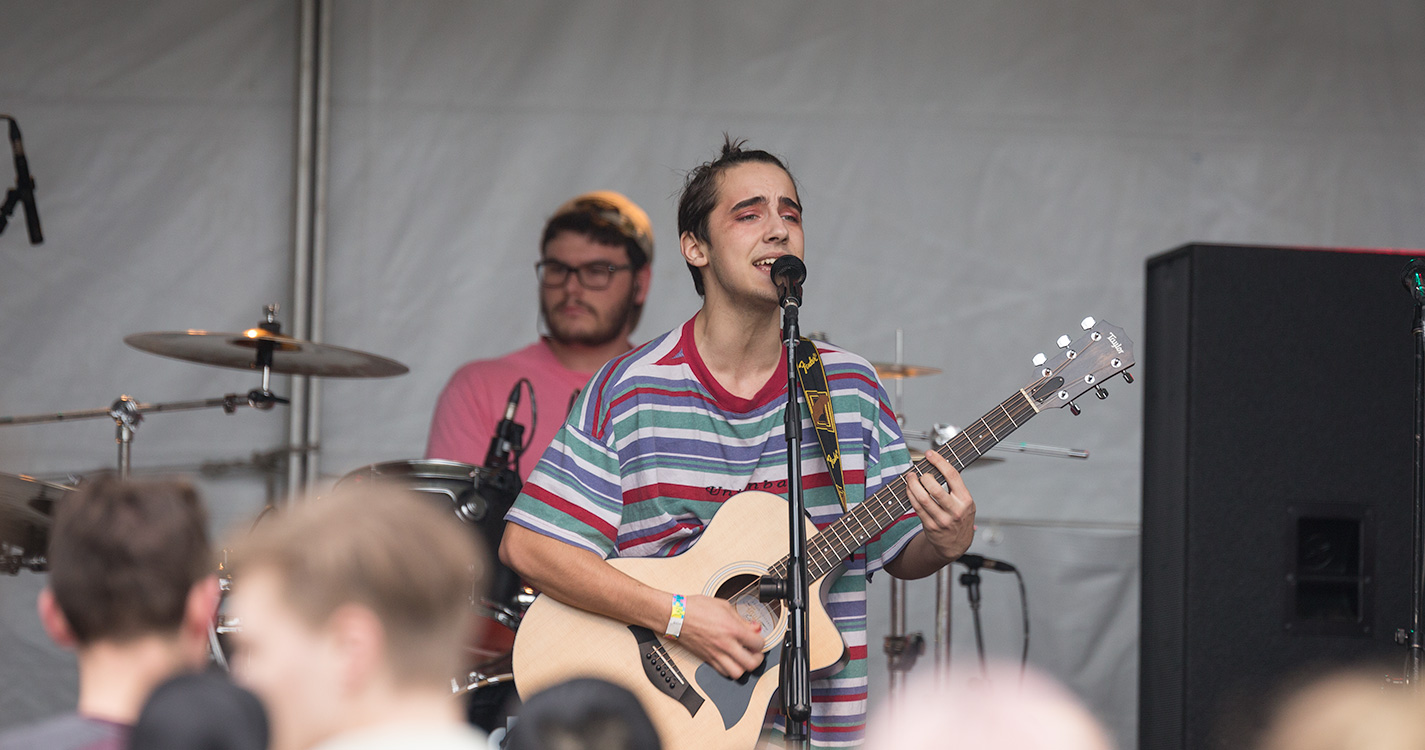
[508, 315, 920, 747]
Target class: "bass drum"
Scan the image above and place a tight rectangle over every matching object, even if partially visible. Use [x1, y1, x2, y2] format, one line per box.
[333, 459, 529, 674]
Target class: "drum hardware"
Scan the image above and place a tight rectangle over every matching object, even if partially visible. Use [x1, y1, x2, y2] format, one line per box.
[334, 459, 530, 675]
[869, 361, 943, 380]
[452, 671, 514, 697]
[0, 472, 72, 574]
[903, 425, 1091, 461]
[0, 306, 407, 479]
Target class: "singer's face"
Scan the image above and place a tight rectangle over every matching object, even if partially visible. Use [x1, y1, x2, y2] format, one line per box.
[539, 231, 648, 346]
[683, 162, 803, 308]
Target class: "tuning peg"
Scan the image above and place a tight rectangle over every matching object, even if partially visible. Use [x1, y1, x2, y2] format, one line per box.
[1032, 353, 1047, 367]
[1095, 386, 1109, 400]
[1080, 316, 1096, 330]
[1068, 402, 1081, 416]
[1057, 335, 1071, 348]
[1122, 371, 1134, 384]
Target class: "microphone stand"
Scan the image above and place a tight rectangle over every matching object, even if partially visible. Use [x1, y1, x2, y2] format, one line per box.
[1402, 259, 1425, 688]
[958, 557, 990, 681]
[764, 286, 812, 747]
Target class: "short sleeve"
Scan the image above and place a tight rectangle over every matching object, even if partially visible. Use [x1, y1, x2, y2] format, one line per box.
[425, 366, 496, 465]
[505, 390, 626, 558]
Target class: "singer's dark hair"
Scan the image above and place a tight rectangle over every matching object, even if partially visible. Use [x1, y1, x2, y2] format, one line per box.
[677, 136, 798, 296]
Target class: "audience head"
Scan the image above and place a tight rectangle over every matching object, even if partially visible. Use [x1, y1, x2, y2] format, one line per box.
[505, 678, 661, 750]
[130, 670, 270, 750]
[865, 664, 1113, 750]
[226, 485, 487, 750]
[39, 475, 216, 663]
[1256, 669, 1425, 750]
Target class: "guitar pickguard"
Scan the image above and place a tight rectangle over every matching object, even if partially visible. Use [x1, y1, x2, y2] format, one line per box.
[694, 646, 779, 730]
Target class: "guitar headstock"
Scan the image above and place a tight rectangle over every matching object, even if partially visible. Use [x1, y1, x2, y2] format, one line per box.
[1025, 317, 1136, 415]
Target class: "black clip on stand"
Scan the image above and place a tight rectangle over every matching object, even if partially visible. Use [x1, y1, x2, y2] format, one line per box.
[759, 256, 812, 747]
[1400, 259, 1425, 688]
[958, 558, 990, 680]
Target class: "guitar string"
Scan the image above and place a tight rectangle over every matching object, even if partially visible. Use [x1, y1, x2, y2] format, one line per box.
[709, 375, 1046, 626]
[675, 342, 1106, 659]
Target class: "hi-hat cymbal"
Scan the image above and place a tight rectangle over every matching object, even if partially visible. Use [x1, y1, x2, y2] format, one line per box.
[125, 328, 409, 378]
[871, 362, 943, 380]
[908, 448, 1004, 468]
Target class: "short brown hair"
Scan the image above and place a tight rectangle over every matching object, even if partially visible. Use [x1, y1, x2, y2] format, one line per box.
[47, 477, 212, 645]
[677, 136, 798, 296]
[229, 486, 486, 685]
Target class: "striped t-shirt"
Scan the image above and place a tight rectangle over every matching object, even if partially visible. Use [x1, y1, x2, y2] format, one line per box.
[507, 315, 921, 747]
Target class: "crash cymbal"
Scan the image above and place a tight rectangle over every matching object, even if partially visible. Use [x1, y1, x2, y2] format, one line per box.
[871, 362, 943, 380]
[0, 473, 70, 532]
[125, 328, 409, 378]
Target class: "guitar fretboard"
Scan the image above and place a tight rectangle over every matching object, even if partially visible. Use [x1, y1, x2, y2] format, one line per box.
[768, 389, 1041, 581]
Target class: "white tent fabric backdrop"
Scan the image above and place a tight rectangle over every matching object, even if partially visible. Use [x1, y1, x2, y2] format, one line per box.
[2, 2, 1423, 747]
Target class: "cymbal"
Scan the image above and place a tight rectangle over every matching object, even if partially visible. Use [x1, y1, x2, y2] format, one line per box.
[0, 472, 70, 532]
[871, 362, 943, 380]
[908, 448, 1004, 467]
[125, 328, 409, 378]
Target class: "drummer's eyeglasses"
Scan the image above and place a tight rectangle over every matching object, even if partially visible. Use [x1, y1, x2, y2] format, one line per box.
[535, 260, 634, 290]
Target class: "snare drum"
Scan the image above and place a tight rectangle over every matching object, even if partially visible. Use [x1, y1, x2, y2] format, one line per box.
[335, 459, 529, 667]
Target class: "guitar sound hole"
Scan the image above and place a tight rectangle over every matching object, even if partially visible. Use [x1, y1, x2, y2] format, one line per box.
[715, 574, 781, 636]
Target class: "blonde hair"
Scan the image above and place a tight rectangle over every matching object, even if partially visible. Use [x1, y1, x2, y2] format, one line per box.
[230, 485, 487, 684]
[1258, 671, 1425, 750]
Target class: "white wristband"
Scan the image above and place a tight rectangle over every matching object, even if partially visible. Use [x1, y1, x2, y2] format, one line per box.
[665, 594, 686, 638]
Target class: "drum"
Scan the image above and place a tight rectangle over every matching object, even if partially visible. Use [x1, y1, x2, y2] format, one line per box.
[334, 459, 528, 671]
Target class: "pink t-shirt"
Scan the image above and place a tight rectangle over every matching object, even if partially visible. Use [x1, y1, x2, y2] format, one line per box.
[426, 340, 598, 481]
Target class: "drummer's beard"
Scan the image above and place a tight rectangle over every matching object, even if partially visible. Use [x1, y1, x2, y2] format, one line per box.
[540, 288, 638, 347]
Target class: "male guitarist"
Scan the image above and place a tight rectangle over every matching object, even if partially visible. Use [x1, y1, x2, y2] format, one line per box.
[500, 138, 977, 748]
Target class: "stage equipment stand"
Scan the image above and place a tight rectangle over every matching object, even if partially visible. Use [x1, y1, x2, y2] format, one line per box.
[1402, 259, 1425, 688]
[757, 257, 811, 749]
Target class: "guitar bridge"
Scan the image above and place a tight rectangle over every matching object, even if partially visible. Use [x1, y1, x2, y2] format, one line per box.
[628, 626, 704, 717]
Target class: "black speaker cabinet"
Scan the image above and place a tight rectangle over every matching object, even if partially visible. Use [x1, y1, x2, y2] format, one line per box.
[1141, 243, 1418, 750]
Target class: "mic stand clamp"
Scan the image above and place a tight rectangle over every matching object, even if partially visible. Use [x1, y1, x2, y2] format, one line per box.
[883, 632, 926, 673]
[958, 561, 990, 679]
[755, 294, 812, 748]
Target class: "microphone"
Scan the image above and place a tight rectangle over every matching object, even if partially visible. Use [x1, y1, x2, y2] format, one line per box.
[483, 381, 524, 471]
[1403, 259, 1425, 304]
[5, 118, 43, 245]
[771, 255, 806, 308]
[956, 553, 1018, 573]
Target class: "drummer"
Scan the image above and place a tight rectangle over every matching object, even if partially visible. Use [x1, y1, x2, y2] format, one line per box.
[426, 191, 655, 479]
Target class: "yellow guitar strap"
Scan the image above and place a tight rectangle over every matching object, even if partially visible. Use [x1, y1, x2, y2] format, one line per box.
[794, 338, 847, 512]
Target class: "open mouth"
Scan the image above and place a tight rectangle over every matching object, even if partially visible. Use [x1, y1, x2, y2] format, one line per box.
[753, 256, 781, 273]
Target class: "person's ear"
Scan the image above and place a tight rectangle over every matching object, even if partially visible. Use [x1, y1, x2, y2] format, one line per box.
[632, 264, 652, 306]
[327, 604, 386, 693]
[186, 575, 221, 633]
[680, 232, 708, 268]
[37, 588, 78, 650]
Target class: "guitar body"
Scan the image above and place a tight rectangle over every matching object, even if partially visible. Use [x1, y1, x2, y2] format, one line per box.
[512, 491, 848, 750]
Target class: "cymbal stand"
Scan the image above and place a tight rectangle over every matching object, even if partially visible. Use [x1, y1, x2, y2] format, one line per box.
[0, 383, 287, 478]
[884, 330, 925, 695]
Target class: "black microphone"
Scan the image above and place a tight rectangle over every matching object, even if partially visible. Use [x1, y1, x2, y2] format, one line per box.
[1403, 259, 1425, 304]
[7, 119, 43, 245]
[956, 553, 1017, 573]
[771, 255, 806, 308]
[483, 382, 524, 471]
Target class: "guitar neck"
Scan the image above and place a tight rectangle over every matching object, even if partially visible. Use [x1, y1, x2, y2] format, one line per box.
[776, 389, 1042, 580]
